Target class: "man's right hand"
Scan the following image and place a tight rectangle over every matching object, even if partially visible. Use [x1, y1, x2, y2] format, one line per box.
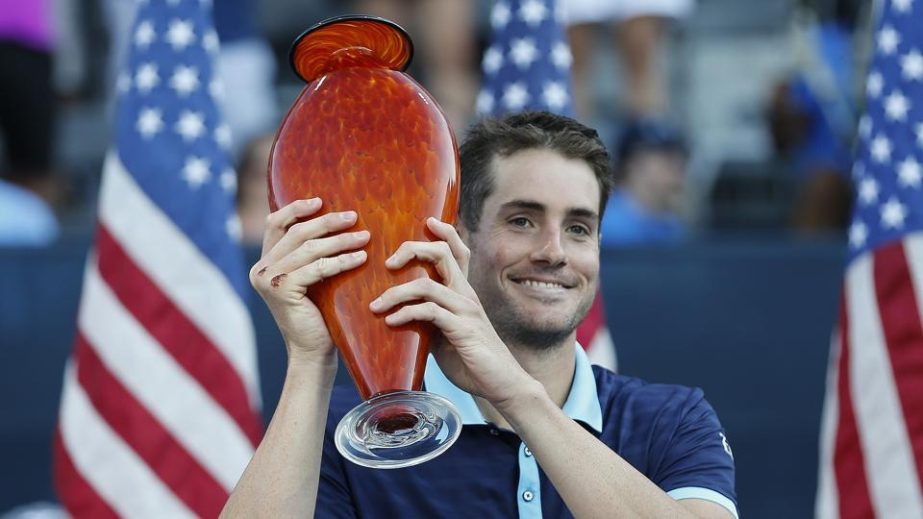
[249, 198, 370, 365]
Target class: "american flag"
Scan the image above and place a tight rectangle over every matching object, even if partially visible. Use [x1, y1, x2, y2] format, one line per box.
[53, 1, 263, 516]
[477, 0, 617, 371]
[816, 0, 923, 517]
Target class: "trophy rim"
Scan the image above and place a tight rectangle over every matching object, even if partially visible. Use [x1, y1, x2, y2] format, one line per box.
[288, 14, 414, 84]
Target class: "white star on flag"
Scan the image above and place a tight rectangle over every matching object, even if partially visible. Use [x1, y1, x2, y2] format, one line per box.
[220, 168, 237, 193]
[917, 123, 923, 146]
[519, 0, 548, 27]
[182, 156, 211, 188]
[871, 134, 893, 163]
[901, 50, 923, 80]
[543, 81, 568, 110]
[503, 82, 530, 110]
[209, 78, 224, 100]
[849, 221, 868, 248]
[476, 89, 495, 114]
[170, 65, 199, 96]
[878, 25, 901, 54]
[884, 90, 911, 120]
[898, 157, 922, 187]
[551, 41, 572, 70]
[165, 19, 196, 51]
[135, 20, 156, 49]
[214, 123, 232, 149]
[492, 2, 511, 29]
[893, 0, 914, 12]
[880, 197, 908, 228]
[867, 72, 883, 97]
[858, 177, 880, 204]
[175, 110, 205, 141]
[483, 46, 504, 75]
[202, 29, 219, 55]
[509, 38, 538, 69]
[226, 214, 242, 241]
[135, 63, 160, 93]
[136, 107, 164, 139]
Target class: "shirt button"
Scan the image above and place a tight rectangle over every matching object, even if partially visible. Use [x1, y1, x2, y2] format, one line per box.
[524, 447, 532, 457]
[522, 490, 534, 502]
[489, 428, 499, 436]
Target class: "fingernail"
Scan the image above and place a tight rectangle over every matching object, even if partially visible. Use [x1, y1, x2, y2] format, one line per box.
[342, 211, 357, 221]
[305, 197, 320, 207]
[353, 230, 369, 239]
[369, 297, 382, 311]
[352, 250, 366, 260]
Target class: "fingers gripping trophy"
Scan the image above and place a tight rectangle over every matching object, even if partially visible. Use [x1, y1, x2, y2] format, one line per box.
[267, 16, 462, 468]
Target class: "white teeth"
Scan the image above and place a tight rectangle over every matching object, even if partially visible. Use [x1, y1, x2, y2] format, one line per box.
[520, 280, 564, 289]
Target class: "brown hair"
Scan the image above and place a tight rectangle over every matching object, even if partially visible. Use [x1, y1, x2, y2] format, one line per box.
[458, 111, 613, 231]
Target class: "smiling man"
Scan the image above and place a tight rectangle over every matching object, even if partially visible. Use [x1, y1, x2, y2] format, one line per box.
[222, 112, 737, 518]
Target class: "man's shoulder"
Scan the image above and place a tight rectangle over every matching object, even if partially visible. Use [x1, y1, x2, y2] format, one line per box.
[591, 366, 710, 425]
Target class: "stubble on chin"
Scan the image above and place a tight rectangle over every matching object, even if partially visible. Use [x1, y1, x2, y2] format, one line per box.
[484, 292, 594, 352]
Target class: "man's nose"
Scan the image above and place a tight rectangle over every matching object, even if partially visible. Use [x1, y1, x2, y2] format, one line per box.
[530, 228, 567, 266]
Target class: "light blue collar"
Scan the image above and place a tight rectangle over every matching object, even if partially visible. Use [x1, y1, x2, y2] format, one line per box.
[423, 343, 603, 433]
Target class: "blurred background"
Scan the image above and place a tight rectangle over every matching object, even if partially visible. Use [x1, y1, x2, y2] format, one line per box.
[0, 0, 874, 517]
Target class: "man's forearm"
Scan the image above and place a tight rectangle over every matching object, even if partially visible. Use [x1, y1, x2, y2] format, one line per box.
[221, 354, 337, 518]
[498, 382, 712, 519]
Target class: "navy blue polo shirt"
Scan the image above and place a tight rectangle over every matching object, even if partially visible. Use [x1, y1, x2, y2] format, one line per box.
[318, 346, 738, 518]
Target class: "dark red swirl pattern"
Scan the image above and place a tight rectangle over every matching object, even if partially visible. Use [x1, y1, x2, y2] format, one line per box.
[290, 17, 413, 83]
[270, 18, 459, 400]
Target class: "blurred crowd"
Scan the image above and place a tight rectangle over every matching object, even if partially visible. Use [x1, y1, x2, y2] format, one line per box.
[0, 0, 871, 248]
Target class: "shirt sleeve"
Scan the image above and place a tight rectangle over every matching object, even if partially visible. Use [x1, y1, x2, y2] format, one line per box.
[649, 387, 737, 512]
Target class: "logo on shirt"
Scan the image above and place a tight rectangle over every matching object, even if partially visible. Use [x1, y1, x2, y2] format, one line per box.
[719, 432, 734, 459]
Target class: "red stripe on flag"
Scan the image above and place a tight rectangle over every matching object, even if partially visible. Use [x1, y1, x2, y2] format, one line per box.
[577, 290, 605, 349]
[74, 334, 229, 518]
[833, 291, 875, 519]
[872, 241, 923, 483]
[53, 428, 119, 519]
[95, 224, 262, 445]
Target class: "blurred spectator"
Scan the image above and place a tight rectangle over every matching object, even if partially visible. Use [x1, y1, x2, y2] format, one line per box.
[353, 0, 477, 132]
[236, 133, 273, 246]
[102, 0, 279, 161]
[564, 0, 694, 119]
[0, 178, 59, 246]
[766, 16, 855, 232]
[600, 119, 688, 246]
[0, 0, 62, 243]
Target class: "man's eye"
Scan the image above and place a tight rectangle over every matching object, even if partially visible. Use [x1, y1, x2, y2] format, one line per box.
[569, 224, 590, 235]
[510, 217, 531, 227]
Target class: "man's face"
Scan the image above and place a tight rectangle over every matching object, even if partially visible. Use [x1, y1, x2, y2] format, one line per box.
[461, 148, 601, 350]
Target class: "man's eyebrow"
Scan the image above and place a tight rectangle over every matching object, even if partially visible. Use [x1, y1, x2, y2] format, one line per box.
[569, 208, 599, 221]
[500, 199, 545, 212]
[500, 200, 599, 221]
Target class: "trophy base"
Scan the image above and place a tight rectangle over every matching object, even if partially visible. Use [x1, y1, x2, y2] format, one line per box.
[334, 390, 462, 469]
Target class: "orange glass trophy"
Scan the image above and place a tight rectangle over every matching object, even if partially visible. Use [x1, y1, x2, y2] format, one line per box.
[268, 16, 462, 468]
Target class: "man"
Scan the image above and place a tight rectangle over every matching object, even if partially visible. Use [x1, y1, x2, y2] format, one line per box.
[223, 112, 737, 518]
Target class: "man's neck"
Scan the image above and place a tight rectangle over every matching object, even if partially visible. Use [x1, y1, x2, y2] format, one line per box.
[475, 337, 577, 430]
